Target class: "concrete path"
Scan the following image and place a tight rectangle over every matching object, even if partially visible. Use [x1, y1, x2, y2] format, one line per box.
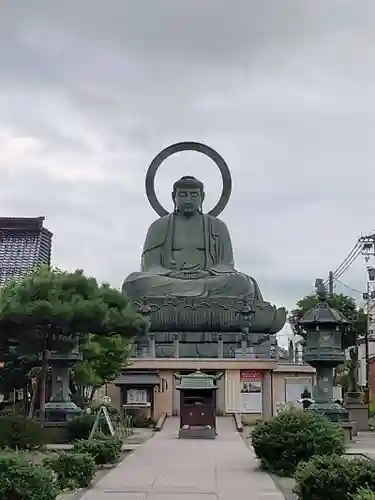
[80, 417, 283, 500]
[348, 431, 375, 460]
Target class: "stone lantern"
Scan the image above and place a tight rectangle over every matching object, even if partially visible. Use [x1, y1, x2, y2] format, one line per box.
[298, 279, 350, 425]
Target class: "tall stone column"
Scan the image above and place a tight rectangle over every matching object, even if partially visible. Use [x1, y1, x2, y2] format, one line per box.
[148, 333, 156, 357]
[173, 333, 180, 358]
[262, 370, 273, 420]
[315, 366, 334, 403]
[217, 334, 224, 358]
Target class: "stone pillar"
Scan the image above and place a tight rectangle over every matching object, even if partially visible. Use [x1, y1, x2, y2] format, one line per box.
[51, 364, 70, 400]
[218, 334, 224, 358]
[315, 366, 334, 403]
[241, 333, 247, 356]
[148, 333, 156, 358]
[275, 339, 280, 361]
[172, 374, 180, 415]
[45, 346, 83, 422]
[173, 333, 180, 358]
[216, 372, 226, 415]
[262, 370, 273, 420]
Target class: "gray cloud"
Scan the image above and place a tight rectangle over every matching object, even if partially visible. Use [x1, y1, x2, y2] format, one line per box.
[0, 0, 374, 345]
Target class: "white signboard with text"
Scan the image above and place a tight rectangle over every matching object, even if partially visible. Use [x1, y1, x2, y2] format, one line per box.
[240, 370, 263, 413]
[126, 388, 148, 405]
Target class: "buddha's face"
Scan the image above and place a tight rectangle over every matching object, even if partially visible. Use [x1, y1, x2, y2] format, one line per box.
[174, 186, 203, 216]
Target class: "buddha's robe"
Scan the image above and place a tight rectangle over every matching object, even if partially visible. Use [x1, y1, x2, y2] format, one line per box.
[122, 213, 263, 300]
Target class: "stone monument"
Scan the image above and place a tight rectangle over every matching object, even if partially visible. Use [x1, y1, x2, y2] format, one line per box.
[123, 142, 286, 355]
[344, 345, 369, 431]
[299, 279, 353, 441]
[44, 347, 83, 422]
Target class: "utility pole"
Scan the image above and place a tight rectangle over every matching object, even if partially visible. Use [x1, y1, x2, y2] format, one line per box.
[328, 271, 334, 296]
[360, 234, 375, 414]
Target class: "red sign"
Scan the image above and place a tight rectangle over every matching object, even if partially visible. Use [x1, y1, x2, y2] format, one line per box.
[0, 362, 4, 368]
[240, 370, 263, 382]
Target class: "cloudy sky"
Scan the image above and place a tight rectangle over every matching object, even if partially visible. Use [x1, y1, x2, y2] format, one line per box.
[0, 0, 374, 341]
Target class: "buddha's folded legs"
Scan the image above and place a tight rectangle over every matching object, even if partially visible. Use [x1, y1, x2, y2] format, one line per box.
[122, 271, 259, 300]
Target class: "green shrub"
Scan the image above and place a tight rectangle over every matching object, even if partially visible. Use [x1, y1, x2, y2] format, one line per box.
[73, 437, 122, 465]
[67, 413, 115, 441]
[0, 453, 58, 500]
[43, 452, 96, 490]
[67, 414, 96, 441]
[294, 454, 375, 500]
[133, 414, 154, 428]
[0, 413, 45, 450]
[354, 488, 375, 500]
[251, 408, 345, 476]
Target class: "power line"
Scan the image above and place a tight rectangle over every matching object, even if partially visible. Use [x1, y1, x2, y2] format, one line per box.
[324, 241, 362, 285]
[334, 247, 362, 280]
[334, 278, 363, 296]
[324, 235, 375, 288]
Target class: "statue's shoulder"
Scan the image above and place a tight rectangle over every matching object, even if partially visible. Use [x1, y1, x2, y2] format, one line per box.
[142, 214, 172, 250]
[148, 214, 172, 232]
[206, 214, 229, 232]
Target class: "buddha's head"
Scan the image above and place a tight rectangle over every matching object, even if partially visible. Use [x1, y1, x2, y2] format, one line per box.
[172, 176, 204, 216]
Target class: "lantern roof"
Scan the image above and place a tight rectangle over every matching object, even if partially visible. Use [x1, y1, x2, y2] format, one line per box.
[299, 278, 350, 326]
[174, 370, 222, 391]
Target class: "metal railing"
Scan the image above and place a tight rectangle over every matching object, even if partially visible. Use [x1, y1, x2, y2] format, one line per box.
[114, 411, 134, 439]
[93, 409, 134, 439]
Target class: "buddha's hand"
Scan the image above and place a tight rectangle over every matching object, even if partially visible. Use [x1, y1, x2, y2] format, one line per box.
[208, 267, 236, 275]
[168, 270, 210, 280]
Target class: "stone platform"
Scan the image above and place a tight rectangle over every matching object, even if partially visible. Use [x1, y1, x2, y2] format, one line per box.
[178, 426, 216, 439]
[79, 417, 283, 500]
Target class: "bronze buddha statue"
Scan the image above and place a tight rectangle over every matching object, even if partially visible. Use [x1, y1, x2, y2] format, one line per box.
[123, 176, 263, 300]
[122, 142, 286, 335]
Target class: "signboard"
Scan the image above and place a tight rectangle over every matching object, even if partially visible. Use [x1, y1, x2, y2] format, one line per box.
[240, 370, 263, 413]
[127, 388, 148, 405]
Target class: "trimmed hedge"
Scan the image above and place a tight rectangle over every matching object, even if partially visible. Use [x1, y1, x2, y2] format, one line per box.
[43, 452, 96, 490]
[0, 453, 57, 500]
[0, 413, 45, 450]
[67, 414, 97, 441]
[294, 454, 375, 500]
[67, 413, 115, 441]
[251, 408, 345, 476]
[73, 437, 122, 465]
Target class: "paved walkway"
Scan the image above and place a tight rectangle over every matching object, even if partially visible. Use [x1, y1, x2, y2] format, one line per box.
[348, 431, 375, 460]
[80, 417, 283, 500]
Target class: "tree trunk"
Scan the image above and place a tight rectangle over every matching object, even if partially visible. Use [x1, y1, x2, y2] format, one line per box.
[89, 386, 97, 404]
[39, 349, 48, 425]
[28, 378, 38, 418]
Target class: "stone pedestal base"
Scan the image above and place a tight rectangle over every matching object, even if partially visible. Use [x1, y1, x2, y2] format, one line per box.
[45, 399, 82, 422]
[344, 401, 369, 431]
[345, 392, 363, 404]
[42, 422, 70, 443]
[340, 421, 355, 443]
[179, 426, 216, 439]
[308, 401, 350, 423]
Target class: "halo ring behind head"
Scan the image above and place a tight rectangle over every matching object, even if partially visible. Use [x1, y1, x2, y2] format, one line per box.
[145, 141, 232, 217]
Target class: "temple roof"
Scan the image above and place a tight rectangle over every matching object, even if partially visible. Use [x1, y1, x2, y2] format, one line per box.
[174, 370, 221, 390]
[0, 216, 52, 287]
[113, 371, 160, 386]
